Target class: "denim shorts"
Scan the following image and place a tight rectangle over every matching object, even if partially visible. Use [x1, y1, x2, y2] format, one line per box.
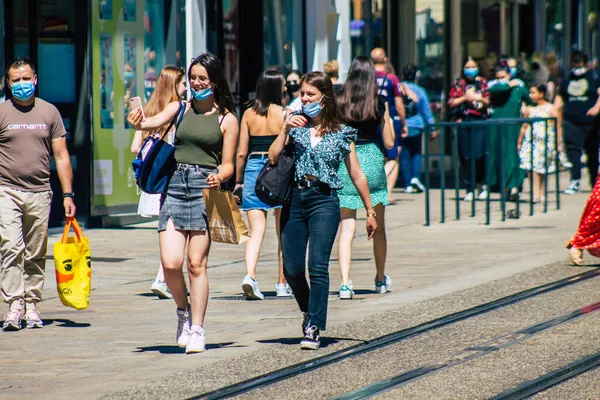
[158, 164, 216, 232]
[242, 154, 281, 211]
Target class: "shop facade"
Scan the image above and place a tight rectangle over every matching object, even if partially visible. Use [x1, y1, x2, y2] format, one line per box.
[0, 0, 595, 226]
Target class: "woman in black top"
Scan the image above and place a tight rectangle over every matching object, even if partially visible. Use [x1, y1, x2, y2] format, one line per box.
[336, 55, 395, 299]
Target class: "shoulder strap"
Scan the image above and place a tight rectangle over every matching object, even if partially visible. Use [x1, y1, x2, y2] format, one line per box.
[159, 101, 185, 141]
[219, 110, 229, 126]
[378, 73, 389, 95]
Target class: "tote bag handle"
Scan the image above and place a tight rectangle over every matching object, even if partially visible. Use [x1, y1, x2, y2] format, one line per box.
[61, 217, 83, 244]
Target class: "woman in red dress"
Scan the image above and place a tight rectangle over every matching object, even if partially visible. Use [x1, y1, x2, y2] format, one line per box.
[568, 177, 600, 265]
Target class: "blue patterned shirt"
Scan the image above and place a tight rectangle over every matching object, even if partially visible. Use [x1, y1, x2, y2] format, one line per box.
[289, 124, 357, 189]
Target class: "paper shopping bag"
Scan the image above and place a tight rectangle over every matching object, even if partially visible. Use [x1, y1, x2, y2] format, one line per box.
[53, 217, 91, 310]
[203, 188, 250, 245]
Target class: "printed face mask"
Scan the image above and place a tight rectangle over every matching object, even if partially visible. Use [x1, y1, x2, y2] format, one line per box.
[11, 81, 35, 101]
[191, 86, 213, 101]
[464, 68, 479, 78]
[302, 98, 323, 118]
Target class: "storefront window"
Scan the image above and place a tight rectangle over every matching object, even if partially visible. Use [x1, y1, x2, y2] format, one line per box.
[588, 1, 599, 65]
[416, 0, 444, 116]
[350, 0, 385, 59]
[13, 2, 29, 58]
[263, 0, 303, 73]
[223, 0, 240, 99]
[545, 0, 564, 59]
[37, 0, 77, 104]
[0, 0, 4, 100]
[143, 0, 187, 101]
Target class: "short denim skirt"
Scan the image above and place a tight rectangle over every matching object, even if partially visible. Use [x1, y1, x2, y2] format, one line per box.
[242, 154, 281, 211]
[158, 164, 217, 232]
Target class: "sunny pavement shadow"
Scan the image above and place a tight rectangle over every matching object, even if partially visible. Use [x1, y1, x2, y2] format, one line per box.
[43, 319, 91, 328]
[257, 336, 363, 348]
[135, 342, 244, 354]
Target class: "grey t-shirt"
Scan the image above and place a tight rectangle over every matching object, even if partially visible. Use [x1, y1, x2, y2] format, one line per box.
[0, 98, 67, 192]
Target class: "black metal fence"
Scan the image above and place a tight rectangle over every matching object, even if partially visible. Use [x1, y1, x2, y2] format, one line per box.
[423, 117, 560, 226]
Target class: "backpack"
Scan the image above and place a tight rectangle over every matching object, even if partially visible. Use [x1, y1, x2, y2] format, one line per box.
[401, 83, 419, 119]
[132, 102, 185, 194]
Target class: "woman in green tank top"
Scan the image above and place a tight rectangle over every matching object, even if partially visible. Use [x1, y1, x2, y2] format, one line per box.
[128, 53, 239, 354]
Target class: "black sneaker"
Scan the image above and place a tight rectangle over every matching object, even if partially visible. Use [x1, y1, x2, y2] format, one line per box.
[301, 312, 310, 335]
[300, 325, 320, 350]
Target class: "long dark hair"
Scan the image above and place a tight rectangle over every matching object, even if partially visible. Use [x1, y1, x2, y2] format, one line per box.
[249, 70, 284, 116]
[338, 56, 378, 122]
[188, 52, 236, 113]
[300, 71, 342, 133]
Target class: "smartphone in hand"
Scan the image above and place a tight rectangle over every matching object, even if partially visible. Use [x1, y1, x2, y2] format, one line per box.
[129, 96, 145, 119]
[232, 186, 243, 205]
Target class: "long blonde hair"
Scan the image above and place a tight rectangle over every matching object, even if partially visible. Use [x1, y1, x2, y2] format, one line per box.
[143, 65, 185, 138]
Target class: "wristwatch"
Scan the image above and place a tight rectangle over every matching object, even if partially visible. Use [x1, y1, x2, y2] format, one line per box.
[367, 210, 376, 218]
[62, 192, 75, 199]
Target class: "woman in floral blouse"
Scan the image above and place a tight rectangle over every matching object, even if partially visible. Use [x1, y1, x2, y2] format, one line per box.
[269, 71, 377, 350]
[448, 57, 491, 201]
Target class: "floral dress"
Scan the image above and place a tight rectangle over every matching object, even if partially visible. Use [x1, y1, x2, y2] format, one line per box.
[519, 103, 557, 174]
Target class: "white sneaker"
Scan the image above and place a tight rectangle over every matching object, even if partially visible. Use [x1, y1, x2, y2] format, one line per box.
[478, 189, 489, 200]
[463, 192, 474, 202]
[3, 309, 23, 331]
[410, 177, 426, 192]
[275, 283, 293, 297]
[565, 180, 580, 195]
[339, 284, 354, 300]
[151, 279, 173, 299]
[242, 275, 264, 300]
[176, 307, 191, 348]
[375, 275, 392, 294]
[24, 309, 43, 328]
[405, 186, 415, 194]
[186, 325, 206, 354]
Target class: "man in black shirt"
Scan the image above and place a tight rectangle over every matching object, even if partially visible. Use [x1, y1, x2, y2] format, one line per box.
[555, 51, 600, 194]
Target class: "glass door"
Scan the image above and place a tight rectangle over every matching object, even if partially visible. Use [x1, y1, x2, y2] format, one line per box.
[6, 0, 90, 226]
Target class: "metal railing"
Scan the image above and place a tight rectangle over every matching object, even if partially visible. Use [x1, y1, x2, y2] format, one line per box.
[423, 117, 560, 226]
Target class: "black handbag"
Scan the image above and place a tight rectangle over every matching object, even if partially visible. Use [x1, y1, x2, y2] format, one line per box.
[254, 139, 295, 207]
[132, 102, 185, 194]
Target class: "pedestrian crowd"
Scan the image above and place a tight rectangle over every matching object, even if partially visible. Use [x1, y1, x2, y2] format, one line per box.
[2, 47, 600, 355]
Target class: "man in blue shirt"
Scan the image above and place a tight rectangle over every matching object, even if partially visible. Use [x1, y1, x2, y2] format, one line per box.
[400, 64, 436, 193]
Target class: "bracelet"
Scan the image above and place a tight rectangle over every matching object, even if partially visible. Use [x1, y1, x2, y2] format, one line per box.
[62, 192, 75, 199]
[367, 210, 376, 218]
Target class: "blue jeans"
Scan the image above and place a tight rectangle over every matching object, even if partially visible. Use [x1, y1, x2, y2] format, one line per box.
[400, 129, 423, 187]
[280, 186, 340, 330]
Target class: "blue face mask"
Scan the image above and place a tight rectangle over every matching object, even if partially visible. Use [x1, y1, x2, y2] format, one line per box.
[191, 87, 213, 101]
[302, 99, 323, 118]
[123, 71, 135, 82]
[464, 68, 479, 78]
[11, 81, 35, 101]
[510, 67, 518, 78]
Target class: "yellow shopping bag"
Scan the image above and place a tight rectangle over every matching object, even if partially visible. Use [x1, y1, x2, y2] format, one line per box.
[203, 188, 250, 245]
[53, 217, 91, 310]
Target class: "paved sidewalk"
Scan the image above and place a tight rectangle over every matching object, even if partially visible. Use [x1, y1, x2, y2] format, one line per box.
[0, 172, 592, 399]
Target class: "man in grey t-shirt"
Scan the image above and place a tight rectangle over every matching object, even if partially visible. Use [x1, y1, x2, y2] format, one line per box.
[0, 57, 75, 331]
